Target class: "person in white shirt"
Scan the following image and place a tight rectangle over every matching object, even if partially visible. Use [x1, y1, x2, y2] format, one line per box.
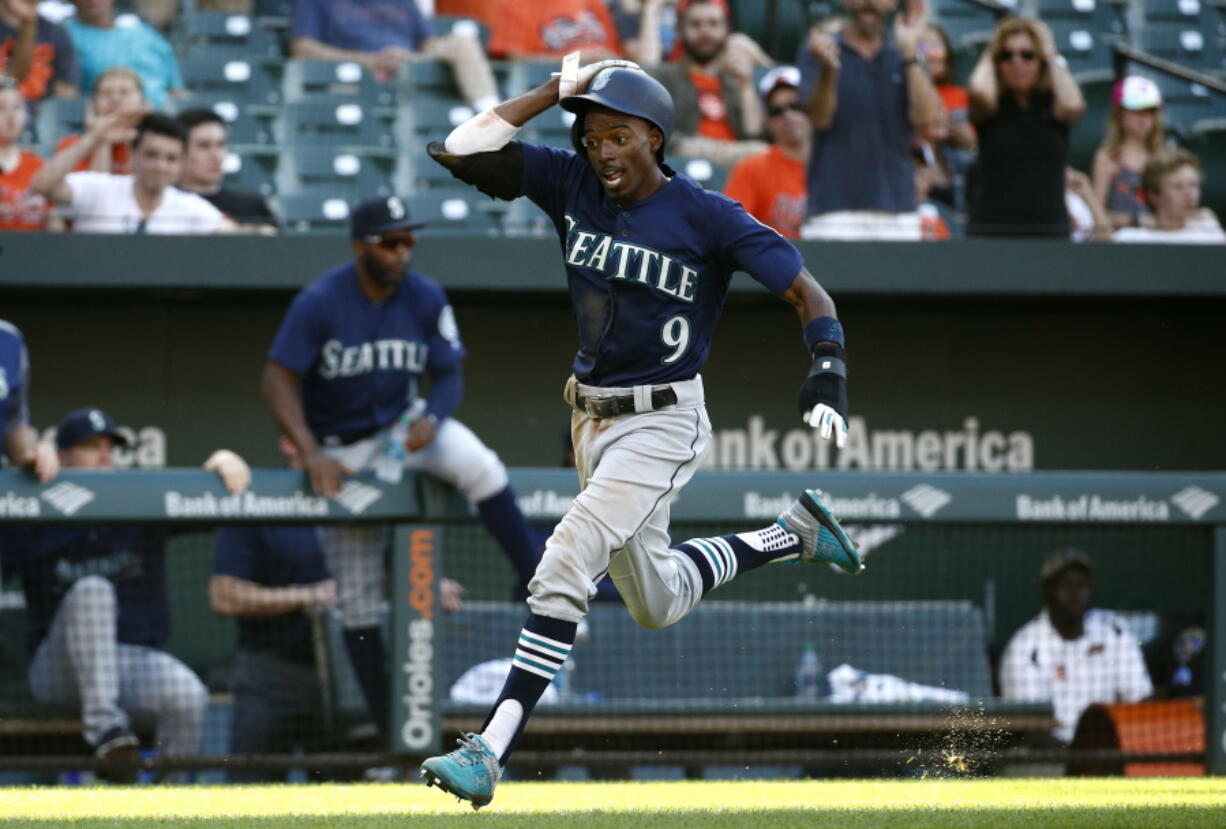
[999, 548, 1153, 744]
[1113, 147, 1226, 245]
[33, 108, 235, 234]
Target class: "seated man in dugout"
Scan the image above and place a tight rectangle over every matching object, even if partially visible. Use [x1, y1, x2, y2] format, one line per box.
[0, 407, 251, 781]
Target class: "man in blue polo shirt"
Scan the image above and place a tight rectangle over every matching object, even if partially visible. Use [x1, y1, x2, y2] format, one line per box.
[797, 0, 941, 240]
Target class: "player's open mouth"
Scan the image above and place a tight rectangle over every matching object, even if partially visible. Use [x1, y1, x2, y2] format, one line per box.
[600, 169, 624, 188]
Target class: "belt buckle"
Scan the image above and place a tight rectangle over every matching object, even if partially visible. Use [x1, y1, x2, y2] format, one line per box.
[582, 395, 619, 419]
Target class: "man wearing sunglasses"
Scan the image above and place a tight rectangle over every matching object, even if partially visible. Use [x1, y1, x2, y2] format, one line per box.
[262, 195, 543, 735]
[723, 65, 809, 239]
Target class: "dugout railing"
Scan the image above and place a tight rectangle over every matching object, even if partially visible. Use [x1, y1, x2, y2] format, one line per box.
[0, 468, 1223, 780]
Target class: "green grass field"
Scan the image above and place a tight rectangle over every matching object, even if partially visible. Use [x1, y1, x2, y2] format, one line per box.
[2, 779, 1225, 828]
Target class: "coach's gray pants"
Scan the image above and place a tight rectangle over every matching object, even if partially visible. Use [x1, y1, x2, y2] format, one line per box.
[28, 576, 208, 756]
[529, 376, 712, 628]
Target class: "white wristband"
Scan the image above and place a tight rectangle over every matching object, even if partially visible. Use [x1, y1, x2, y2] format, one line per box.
[443, 108, 520, 155]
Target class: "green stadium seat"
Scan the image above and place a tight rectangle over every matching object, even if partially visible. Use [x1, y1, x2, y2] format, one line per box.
[402, 94, 476, 139]
[407, 190, 502, 234]
[1035, 0, 1128, 36]
[1153, 75, 1223, 134]
[278, 97, 397, 156]
[932, 1, 1003, 46]
[1136, 23, 1226, 73]
[523, 105, 576, 149]
[277, 146, 392, 199]
[179, 11, 281, 59]
[431, 14, 490, 50]
[33, 96, 84, 155]
[1142, 0, 1206, 23]
[277, 189, 354, 234]
[672, 155, 730, 192]
[1047, 20, 1115, 79]
[223, 152, 276, 197]
[180, 96, 277, 151]
[282, 59, 394, 107]
[180, 55, 280, 107]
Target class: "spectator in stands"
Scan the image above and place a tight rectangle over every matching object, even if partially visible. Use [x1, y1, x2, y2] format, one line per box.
[1065, 166, 1112, 243]
[652, 0, 771, 168]
[1092, 75, 1166, 231]
[1113, 147, 1226, 244]
[0, 0, 79, 101]
[53, 66, 143, 175]
[912, 98, 975, 214]
[610, 0, 678, 66]
[34, 110, 236, 234]
[291, 0, 499, 113]
[0, 318, 58, 482]
[1000, 548, 1153, 744]
[723, 66, 807, 239]
[798, 0, 942, 240]
[435, 0, 498, 29]
[175, 108, 277, 232]
[0, 76, 51, 231]
[0, 407, 250, 781]
[966, 17, 1084, 237]
[487, 0, 622, 61]
[63, 0, 184, 110]
[918, 22, 973, 152]
[209, 521, 338, 780]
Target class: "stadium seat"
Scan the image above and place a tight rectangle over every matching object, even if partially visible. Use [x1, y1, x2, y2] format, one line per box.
[1152, 75, 1223, 134]
[1046, 21, 1115, 78]
[672, 155, 730, 191]
[407, 190, 501, 234]
[524, 106, 576, 149]
[33, 96, 85, 155]
[282, 59, 394, 107]
[181, 95, 277, 149]
[932, 0, 1004, 45]
[1136, 23, 1226, 73]
[253, 0, 293, 19]
[1141, 0, 1206, 23]
[180, 55, 280, 107]
[179, 11, 281, 59]
[223, 152, 276, 197]
[277, 146, 392, 199]
[1034, 0, 1128, 37]
[278, 97, 397, 156]
[401, 94, 476, 138]
[431, 14, 490, 50]
[277, 189, 354, 234]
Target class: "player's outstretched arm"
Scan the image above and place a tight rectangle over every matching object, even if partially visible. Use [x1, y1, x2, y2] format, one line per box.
[781, 268, 849, 448]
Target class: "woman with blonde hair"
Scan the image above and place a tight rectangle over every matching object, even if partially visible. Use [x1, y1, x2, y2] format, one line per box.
[52, 66, 146, 175]
[1092, 75, 1166, 230]
[966, 16, 1085, 236]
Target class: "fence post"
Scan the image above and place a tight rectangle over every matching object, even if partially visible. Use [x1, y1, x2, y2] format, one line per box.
[390, 524, 443, 756]
[1210, 527, 1226, 774]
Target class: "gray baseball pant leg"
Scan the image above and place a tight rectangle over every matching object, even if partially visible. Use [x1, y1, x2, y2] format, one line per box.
[117, 645, 208, 758]
[28, 575, 129, 746]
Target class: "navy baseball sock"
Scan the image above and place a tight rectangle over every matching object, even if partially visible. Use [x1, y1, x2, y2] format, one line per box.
[479, 613, 576, 765]
[342, 627, 389, 734]
[476, 486, 540, 594]
[675, 525, 800, 593]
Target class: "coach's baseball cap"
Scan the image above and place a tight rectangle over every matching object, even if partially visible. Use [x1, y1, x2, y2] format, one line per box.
[1039, 547, 1094, 583]
[758, 65, 801, 98]
[350, 195, 426, 239]
[1113, 75, 1162, 111]
[55, 407, 129, 450]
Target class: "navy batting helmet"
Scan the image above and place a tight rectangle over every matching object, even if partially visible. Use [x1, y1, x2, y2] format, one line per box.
[560, 68, 676, 159]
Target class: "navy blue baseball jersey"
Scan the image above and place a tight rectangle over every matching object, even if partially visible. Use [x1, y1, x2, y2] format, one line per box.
[0, 319, 30, 455]
[0, 526, 170, 654]
[213, 526, 330, 663]
[269, 263, 466, 443]
[519, 143, 804, 386]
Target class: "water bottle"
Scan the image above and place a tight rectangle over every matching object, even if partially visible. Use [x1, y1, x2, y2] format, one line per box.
[795, 642, 821, 699]
[373, 413, 410, 483]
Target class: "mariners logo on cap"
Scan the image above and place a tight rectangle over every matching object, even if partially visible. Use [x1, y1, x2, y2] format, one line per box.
[89, 409, 107, 431]
[591, 69, 614, 92]
[387, 196, 406, 220]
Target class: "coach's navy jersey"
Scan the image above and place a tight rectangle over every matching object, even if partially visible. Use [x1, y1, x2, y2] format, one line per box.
[0, 526, 170, 654]
[0, 319, 30, 457]
[519, 143, 804, 386]
[212, 526, 329, 663]
[269, 263, 465, 442]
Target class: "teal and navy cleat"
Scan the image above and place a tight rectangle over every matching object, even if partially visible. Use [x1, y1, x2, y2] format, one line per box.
[421, 732, 501, 810]
[776, 489, 864, 575]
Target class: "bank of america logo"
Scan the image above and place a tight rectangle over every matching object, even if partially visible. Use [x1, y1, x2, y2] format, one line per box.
[41, 482, 96, 516]
[900, 484, 951, 518]
[1170, 486, 1219, 520]
[336, 481, 383, 515]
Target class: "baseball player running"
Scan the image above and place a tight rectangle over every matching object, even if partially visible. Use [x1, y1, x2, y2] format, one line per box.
[262, 196, 543, 732]
[419, 56, 863, 808]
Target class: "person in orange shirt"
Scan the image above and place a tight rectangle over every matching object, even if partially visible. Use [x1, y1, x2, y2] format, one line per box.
[650, 0, 769, 167]
[487, 0, 621, 60]
[52, 65, 144, 175]
[0, 76, 49, 230]
[917, 23, 974, 152]
[723, 66, 808, 239]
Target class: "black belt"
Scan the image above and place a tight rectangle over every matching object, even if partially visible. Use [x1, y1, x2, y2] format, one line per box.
[321, 426, 380, 447]
[573, 386, 678, 419]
